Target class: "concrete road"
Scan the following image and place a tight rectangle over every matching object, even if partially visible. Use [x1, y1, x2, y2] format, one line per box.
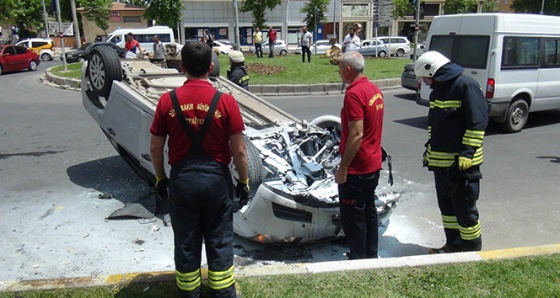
[1, 63, 559, 282]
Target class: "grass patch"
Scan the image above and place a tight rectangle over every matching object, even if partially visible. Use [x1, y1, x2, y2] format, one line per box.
[49, 62, 83, 78]
[50, 54, 408, 85]
[2, 254, 559, 297]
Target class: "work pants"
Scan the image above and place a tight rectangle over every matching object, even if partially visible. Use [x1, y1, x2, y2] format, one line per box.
[169, 158, 236, 298]
[268, 41, 275, 57]
[254, 43, 262, 58]
[338, 171, 380, 259]
[434, 168, 482, 252]
[301, 46, 311, 62]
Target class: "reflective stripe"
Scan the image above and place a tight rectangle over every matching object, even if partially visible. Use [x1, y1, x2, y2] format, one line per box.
[176, 269, 201, 292]
[239, 75, 249, 84]
[428, 126, 431, 139]
[460, 220, 481, 240]
[430, 100, 462, 109]
[472, 147, 483, 165]
[208, 265, 235, 290]
[428, 150, 456, 168]
[442, 214, 459, 230]
[462, 129, 485, 147]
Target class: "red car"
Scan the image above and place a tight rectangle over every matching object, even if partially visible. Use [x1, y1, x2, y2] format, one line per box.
[0, 45, 40, 75]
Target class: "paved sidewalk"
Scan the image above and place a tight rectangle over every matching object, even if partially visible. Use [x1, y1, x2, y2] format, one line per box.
[41, 66, 402, 95]
[1, 244, 559, 292]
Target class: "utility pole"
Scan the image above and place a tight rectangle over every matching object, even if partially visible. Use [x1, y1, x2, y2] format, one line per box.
[413, 0, 420, 62]
[540, 0, 545, 14]
[233, 0, 240, 50]
[314, 7, 318, 54]
[55, 0, 67, 71]
[41, 0, 49, 38]
[71, 0, 81, 47]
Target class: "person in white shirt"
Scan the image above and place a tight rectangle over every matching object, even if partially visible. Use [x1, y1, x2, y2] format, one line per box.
[152, 35, 166, 61]
[343, 28, 361, 53]
[300, 26, 313, 63]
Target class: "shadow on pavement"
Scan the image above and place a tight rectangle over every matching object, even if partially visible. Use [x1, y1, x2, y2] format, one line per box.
[393, 116, 428, 130]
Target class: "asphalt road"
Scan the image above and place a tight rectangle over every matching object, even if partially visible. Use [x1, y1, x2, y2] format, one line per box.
[1, 62, 559, 282]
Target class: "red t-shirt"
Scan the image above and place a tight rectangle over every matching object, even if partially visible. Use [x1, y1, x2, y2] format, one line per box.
[125, 39, 140, 52]
[340, 76, 384, 175]
[268, 30, 277, 43]
[150, 80, 245, 165]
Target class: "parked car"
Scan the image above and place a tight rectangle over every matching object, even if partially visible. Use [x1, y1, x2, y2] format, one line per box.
[249, 40, 289, 55]
[15, 38, 55, 61]
[401, 62, 418, 91]
[410, 43, 425, 60]
[62, 42, 125, 63]
[216, 39, 237, 50]
[372, 36, 411, 57]
[295, 40, 342, 55]
[0, 45, 40, 75]
[356, 40, 388, 57]
[212, 40, 233, 54]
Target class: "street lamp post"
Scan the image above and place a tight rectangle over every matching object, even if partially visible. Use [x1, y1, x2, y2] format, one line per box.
[540, 0, 545, 14]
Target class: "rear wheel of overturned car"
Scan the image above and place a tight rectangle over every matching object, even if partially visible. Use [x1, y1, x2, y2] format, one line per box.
[87, 46, 122, 98]
[210, 51, 220, 78]
[501, 98, 529, 133]
[230, 136, 264, 197]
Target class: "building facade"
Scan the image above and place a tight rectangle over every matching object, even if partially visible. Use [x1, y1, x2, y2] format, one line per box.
[79, 2, 148, 43]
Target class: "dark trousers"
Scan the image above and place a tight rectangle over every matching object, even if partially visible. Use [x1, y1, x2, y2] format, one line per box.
[169, 158, 236, 298]
[301, 46, 311, 62]
[268, 41, 275, 57]
[338, 171, 380, 259]
[434, 168, 482, 252]
[254, 43, 262, 58]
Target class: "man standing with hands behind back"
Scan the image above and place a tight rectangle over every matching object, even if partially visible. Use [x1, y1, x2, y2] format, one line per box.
[335, 51, 384, 260]
[267, 26, 277, 58]
[300, 26, 313, 63]
[150, 41, 249, 297]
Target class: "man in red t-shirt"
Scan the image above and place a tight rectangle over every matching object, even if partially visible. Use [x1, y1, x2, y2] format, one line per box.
[125, 32, 143, 58]
[150, 41, 248, 297]
[335, 51, 384, 260]
[267, 25, 277, 58]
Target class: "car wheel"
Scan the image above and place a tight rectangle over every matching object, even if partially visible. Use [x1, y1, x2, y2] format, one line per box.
[378, 51, 387, 58]
[501, 98, 529, 133]
[210, 51, 220, 78]
[396, 49, 405, 57]
[279, 49, 287, 55]
[0, 64, 3, 75]
[28, 60, 38, 71]
[78, 57, 86, 63]
[87, 46, 122, 98]
[230, 135, 264, 198]
[41, 53, 52, 61]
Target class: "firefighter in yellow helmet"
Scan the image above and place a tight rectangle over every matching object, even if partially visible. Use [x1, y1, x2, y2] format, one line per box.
[415, 51, 488, 253]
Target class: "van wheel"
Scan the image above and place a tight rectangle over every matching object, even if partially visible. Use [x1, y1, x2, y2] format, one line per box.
[501, 99, 529, 133]
[396, 49, 405, 57]
[87, 46, 122, 98]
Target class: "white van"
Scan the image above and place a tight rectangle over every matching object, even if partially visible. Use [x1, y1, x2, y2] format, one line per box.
[107, 26, 175, 54]
[418, 13, 560, 132]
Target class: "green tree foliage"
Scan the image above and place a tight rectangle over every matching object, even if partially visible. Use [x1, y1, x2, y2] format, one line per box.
[393, 0, 414, 18]
[0, 0, 43, 29]
[144, 0, 183, 27]
[240, 0, 283, 29]
[78, 0, 112, 34]
[300, 0, 329, 32]
[443, 0, 478, 14]
[511, 0, 560, 15]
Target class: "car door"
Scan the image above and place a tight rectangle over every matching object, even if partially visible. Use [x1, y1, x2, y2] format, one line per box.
[14, 46, 31, 69]
[2, 46, 19, 71]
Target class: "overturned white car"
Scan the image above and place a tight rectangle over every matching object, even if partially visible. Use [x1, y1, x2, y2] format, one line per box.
[81, 47, 399, 244]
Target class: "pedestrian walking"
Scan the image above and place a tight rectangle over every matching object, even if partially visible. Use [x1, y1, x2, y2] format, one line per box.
[415, 51, 488, 253]
[152, 35, 166, 62]
[267, 26, 277, 58]
[335, 51, 385, 260]
[300, 26, 312, 63]
[11, 25, 19, 44]
[227, 50, 249, 90]
[150, 41, 249, 297]
[253, 27, 263, 58]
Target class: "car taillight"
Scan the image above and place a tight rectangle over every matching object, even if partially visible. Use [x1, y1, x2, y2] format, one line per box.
[485, 78, 495, 99]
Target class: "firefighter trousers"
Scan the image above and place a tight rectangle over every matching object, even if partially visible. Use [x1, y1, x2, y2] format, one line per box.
[338, 170, 380, 259]
[169, 158, 236, 298]
[434, 168, 482, 252]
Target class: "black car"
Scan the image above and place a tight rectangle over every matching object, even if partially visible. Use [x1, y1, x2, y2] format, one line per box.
[62, 42, 125, 63]
[401, 62, 418, 91]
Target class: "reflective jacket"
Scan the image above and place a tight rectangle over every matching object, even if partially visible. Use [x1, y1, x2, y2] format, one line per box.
[426, 63, 488, 170]
[227, 64, 249, 90]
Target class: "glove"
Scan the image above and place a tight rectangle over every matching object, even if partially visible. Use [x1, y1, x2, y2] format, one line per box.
[235, 179, 250, 207]
[422, 145, 431, 167]
[458, 156, 473, 171]
[155, 176, 169, 201]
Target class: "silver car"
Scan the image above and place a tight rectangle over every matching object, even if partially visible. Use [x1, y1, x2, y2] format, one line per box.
[295, 40, 342, 55]
[249, 39, 289, 55]
[356, 40, 388, 57]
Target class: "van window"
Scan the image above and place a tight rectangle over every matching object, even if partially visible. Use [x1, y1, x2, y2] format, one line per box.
[543, 39, 560, 67]
[32, 41, 49, 48]
[134, 34, 171, 43]
[501, 36, 540, 68]
[429, 35, 490, 69]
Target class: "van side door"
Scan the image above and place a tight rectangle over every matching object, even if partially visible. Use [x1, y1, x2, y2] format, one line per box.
[536, 38, 560, 109]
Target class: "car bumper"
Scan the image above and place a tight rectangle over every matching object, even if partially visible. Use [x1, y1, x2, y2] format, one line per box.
[401, 75, 418, 91]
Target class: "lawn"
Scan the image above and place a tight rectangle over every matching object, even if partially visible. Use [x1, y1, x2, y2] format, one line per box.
[2, 254, 559, 297]
[49, 53, 409, 85]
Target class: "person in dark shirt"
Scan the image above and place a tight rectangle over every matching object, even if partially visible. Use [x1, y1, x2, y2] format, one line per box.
[227, 50, 249, 90]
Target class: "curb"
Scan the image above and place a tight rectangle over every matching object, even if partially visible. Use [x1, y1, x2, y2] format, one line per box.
[43, 66, 402, 96]
[1, 244, 559, 292]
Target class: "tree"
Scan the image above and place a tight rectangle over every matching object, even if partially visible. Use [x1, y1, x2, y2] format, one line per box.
[0, 0, 43, 30]
[300, 0, 329, 32]
[144, 0, 183, 27]
[393, 0, 414, 19]
[240, 0, 283, 29]
[78, 0, 112, 35]
[511, 0, 560, 15]
[443, 0, 478, 14]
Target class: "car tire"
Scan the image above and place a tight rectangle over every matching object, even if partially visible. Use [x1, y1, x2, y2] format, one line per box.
[279, 49, 287, 55]
[87, 46, 122, 98]
[501, 98, 529, 133]
[28, 60, 38, 71]
[41, 53, 52, 61]
[230, 136, 264, 198]
[378, 51, 387, 58]
[309, 115, 342, 142]
[396, 49, 405, 57]
[210, 51, 220, 78]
